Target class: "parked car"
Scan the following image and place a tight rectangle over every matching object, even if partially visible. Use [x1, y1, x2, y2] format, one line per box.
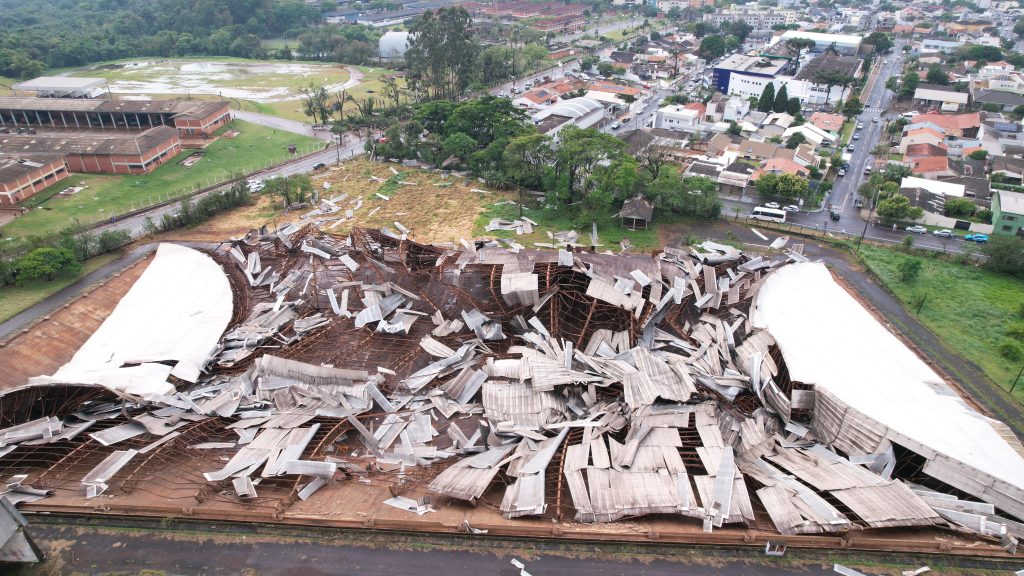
[872, 117, 879, 123]
[610, 122, 621, 130]
[965, 233, 990, 243]
[932, 229, 954, 238]
[905, 225, 928, 234]
[830, 210, 840, 221]
[857, 122, 864, 129]
[848, 144, 855, 151]
[783, 205, 799, 212]
[247, 179, 265, 193]
[853, 133, 860, 140]
[312, 162, 327, 171]
[838, 168, 846, 176]
[765, 202, 781, 209]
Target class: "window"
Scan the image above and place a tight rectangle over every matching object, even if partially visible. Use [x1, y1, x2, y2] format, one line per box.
[1003, 225, 1013, 231]
[1006, 215, 1017, 221]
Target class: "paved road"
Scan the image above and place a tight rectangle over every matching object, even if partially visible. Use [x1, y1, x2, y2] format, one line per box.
[28, 519, 1006, 576]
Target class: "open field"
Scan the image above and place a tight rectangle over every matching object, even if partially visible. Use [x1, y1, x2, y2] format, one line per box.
[1, 120, 320, 239]
[160, 158, 667, 251]
[857, 245, 1024, 403]
[0, 252, 119, 323]
[78, 57, 350, 102]
[238, 66, 396, 122]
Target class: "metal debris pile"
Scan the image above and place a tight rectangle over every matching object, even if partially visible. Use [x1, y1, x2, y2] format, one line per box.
[0, 223, 1020, 551]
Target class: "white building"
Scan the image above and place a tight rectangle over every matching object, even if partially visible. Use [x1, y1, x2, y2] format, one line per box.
[782, 123, 837, 148]
[654, 105, 701, 132]
[532, 97, 606, 136]
[777, 30, 864, 54]
[920, 37, 964, 54]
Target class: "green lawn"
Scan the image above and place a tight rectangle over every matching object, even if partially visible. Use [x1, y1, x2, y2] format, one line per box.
[1, 120, 321, 239]
[0, 252, 119, 323]
[839, 121, 855, 146]
[858, 245, 1024, 404]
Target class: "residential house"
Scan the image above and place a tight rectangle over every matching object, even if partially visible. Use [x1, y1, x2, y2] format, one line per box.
[913, 84, 970, 111]
[972, 89, 1024, 111]
[782, 123, 836, 148]
[751, 157, 810, 181]
[654, 104, 701, 132]
[908, 155, 957, 178]
[809, 112, 847, 135]
[899, 127, 947, 153]
[911, 112, 982, 138]
[704, 95, 750, 123]
[992, 189, 1024, 236]
[719, 161, 756, 196]
[513, 88, 560, 110]
[920, 36, 964, 54]
[991, 156, 1024, 184]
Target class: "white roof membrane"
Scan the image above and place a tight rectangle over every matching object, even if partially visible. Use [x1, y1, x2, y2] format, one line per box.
[751, 262, 1024, 505]
[38, 243, 232, 393]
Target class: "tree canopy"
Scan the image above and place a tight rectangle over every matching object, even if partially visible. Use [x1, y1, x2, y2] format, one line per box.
[406, 7, 478, 101]
[0, 0, 321, 77]
[757, 83, 776, 112]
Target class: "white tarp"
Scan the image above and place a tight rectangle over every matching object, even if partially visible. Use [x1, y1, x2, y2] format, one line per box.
[751, 262, 1024, 502]
[36, 243, 232, 392]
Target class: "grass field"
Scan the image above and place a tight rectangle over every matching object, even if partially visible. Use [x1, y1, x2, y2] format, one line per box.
[1, 120, 321, 239]
[839, 121, 855, 146]
[857, 245, 1024, 403]
[0, 252, 119, 323]
[236, 66, 394, 122]
[477, 201, 661, 252]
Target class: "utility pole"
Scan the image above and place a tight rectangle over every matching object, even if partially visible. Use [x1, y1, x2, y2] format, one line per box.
[1012, 364, 1023, 394]
[856, 186, 880, 254]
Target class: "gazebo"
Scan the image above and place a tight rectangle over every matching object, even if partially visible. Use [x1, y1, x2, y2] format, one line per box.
[615, 195, 654, 230]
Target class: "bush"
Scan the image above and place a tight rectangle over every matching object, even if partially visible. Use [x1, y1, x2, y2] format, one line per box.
[969, 149, 989, 160]
[15, 247, 79, 281]
[983, 235, 1024, 278]
[999, 339, 1023, 362]
[975, 208, 993, 223]
[97, 229, 131, 253]
[943, 197, 976, 218]
[901, 235, 915, 251]
[897, 258, 922, 282]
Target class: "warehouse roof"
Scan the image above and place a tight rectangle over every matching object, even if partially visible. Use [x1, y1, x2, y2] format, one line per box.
[11, 76, 105, 93]
[0, 126, 179, 157]
[0, 97, 228, 118]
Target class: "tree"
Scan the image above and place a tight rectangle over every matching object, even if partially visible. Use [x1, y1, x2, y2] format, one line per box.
[1015, 19, 1024, 40]
[785, 132, 806, 149]
[301, 85, 331, 124]
[786, 97, 802, 116]
[944, 197, 977, 218]
[897, 258, 922, 282]
[864, 32, 893, 54]
[771, 84, 789, 113]
[647, 173, 721, 218]
[406, 7, 478, 101]
[814, 70, 856, 109]
[443, 132, 478, 164]
[597, 61, 618, 77]
[757, 83, 776, 113]
[785, 38, 816, 55]
[699, 35, 727, 59]
[969, 149, 989, 160]
[728, 20, 753, 43]
[876, 194, 923, 221]
[630, 131, 668, 179]
[666, 7, 682, 20]
[553, 126, 627, 205]
[925, 64, 949, 85]
[899, 71, 920, 100]
[983, 236, 1024, 278]
[842, 96, 864, 118]
[726, 121, 742, 135]
[756, 173, 809, 201]
[503, 132, 553, 192]
[15, 247, 78, 281]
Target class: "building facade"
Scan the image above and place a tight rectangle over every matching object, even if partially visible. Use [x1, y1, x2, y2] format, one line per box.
[0, 153, 69, 206]
[992, 189, 1024, 236]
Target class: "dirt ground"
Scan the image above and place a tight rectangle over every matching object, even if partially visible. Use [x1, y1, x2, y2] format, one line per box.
[160, 159, 511, 245]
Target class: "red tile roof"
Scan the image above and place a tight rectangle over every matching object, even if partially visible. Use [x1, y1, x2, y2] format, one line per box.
[903, 143, 948, 158]
[911, 112, 981, 131]
[910, 155, 952, 175]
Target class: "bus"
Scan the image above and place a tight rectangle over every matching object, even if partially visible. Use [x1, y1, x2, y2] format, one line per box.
[751, 206, 787, 223]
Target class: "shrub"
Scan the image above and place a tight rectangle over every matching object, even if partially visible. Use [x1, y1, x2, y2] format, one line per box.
[999, 340, 1023, 362]
[943, 197, 976, 218]
[15, 247, 79, 281]
[975, 208, 993, 223]
[901, 235, 914, 251]
[897, 258, 922, 282]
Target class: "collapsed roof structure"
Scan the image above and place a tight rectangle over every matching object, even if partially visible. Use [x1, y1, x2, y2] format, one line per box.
[0, 223, 1022, 551]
